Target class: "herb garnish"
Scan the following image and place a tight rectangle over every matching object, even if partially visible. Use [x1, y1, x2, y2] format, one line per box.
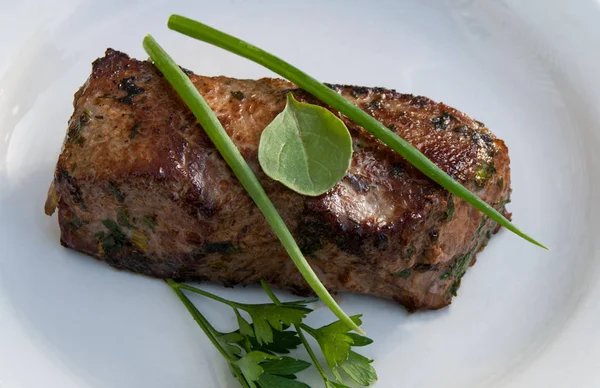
[143, 35, 362, 334]
[166, 279, 376, 387]
[95, 219, 127, 255]
[231, 90, 245, 100]
[142, 214, 157, 230]
[260, 281, 376, 387]
[166, 14, 547, 250]
[116, 207, 133, 229]
[66, 109, 92, 145]
[138, 16, 550, 387]
[258, 93, 352, 196]
[395, 268, 411, 279]
[107, 181, 125, 202]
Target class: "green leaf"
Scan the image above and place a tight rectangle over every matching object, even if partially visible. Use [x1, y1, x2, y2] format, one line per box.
[319, 330, 353, 367]
[325, 381, 351, 388]
[449, 245, 479, 296]
[281, 299, 320, 306]
[318, 314, 363, 334]
[261, 357, 311, 376]
[305, 314, 374, 384]
[249, 328, 302, 354]
[346, 333, 374, 347]
[107, 181, 125, 202]
[235, 308, 255, 338]
[101, 219, 126, 241]
[65, 214, 85, 230]
[238, 303, 311, 345]
[66, 109, 92, 145]
[116, 207, 133, 229]
[338, 351, 377, 386]
[235, 351, 312, 388]
[98, 219, 127, 255]
[217, 331, 244, 356]
[308, 315, 363, 371]
[221, 326, 302, 356]
[220, 332, 244, 343]
[142, 214, 158, 230]
[234, 351, 278, 382]
[258, 93, 352, 196]
[257, 373, 311, 388]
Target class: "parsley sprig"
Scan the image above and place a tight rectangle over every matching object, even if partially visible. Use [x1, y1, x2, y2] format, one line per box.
[167, 279, 376, 387]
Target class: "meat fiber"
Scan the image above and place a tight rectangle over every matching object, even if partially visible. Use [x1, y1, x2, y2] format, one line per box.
[45, 49, 511, 311]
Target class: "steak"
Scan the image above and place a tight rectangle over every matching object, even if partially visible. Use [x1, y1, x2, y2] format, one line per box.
[45, 49, 511, 311]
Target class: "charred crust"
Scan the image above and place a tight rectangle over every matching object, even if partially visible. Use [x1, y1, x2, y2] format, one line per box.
[345, 173, 370, 192]
[413, 263, 437, 271]
[454, 125, 468, 133]
[230, 91, 245, 100]
[472, 131, 496, 156]
[106, 181, 125, 202]
[128, 122, 142, 139]
[284, 283, 313, 297]
[295, 215, 325, 255]
[92, 49, 135, 79]
[366, 96, 383, 111]
[391, 162, 405, 178]
[57, 166, 86, 209]
[375, 232, 388, 249]
[431, 112, 455, 131]
[103, 250, 159, 277]
[410, 95, 432, 108]
[101, 247, 209, 280]
[117, 76, 145, 104]
[324, 83, 394, 98]
[204, 241, 239, 254]
[298, 205, 390, 259]
[179, 66, 194, 75]
[181, 194, 216, 219]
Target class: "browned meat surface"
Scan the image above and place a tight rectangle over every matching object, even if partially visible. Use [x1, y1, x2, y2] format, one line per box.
[45, 49, 511, 311]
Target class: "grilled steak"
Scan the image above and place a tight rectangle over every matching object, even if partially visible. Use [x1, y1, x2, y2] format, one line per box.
[45, 49, 511, 311]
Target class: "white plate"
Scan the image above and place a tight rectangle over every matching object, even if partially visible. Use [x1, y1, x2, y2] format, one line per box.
[2, 0, 600, 387]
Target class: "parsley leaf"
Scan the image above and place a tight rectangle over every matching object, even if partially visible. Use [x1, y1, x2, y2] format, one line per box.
[217, 331, 244, 356]
[346, 333, 374, 347]
[234, 351, 312, 388]
[235, 303, 312, 345]
[168, 279, 377, 388]
[248, 327, 302, 354]
[116, 207, 133, 229]
[235, 308, 255, 338]
[304, 314, 377, 385]
[220, 326, 303, 356]
[235, 351, 277, 382]
[338, 351, 377, 386]
[309, 315, 364, 369]
[325, 381, 351, 388]
[257, 373, 311, 388]
[261, 356, 310, 376]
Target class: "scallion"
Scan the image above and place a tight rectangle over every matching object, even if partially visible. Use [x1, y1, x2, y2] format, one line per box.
[167, 14, 547, 250]
[142, 35, 364, 334]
